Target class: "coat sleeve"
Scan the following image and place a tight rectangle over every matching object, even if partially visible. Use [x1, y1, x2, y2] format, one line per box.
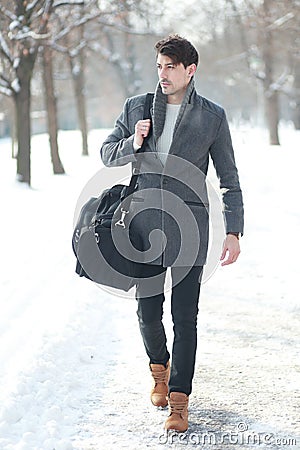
[209, 110, 244, 235]
[100, 98, 137, 167]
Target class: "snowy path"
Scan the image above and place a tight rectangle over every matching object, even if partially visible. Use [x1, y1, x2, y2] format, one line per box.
[0, 127, 299, 449]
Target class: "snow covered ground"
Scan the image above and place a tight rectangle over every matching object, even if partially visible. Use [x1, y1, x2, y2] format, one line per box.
[0, 125, 299, 450]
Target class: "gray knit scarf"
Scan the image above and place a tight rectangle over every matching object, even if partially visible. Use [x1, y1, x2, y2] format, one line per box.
[152, 78, 195, 142]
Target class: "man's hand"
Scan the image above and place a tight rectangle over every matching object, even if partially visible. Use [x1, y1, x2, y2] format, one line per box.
[220, 234, 241, 266]
[134, 119, 151, 148]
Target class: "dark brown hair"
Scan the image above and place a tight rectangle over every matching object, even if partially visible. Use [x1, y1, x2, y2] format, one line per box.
[155, 34, 199, 68]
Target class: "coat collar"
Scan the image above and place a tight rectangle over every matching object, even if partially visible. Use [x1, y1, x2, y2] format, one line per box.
[152, 78, 195, 142]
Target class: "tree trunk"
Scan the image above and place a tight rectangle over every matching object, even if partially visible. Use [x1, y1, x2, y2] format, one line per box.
[124, 32, 140, 97]
[262, 49, 280, 145]
[292, 62, 300, 130]
[262, 0, 280, 145]
[11, 101, 17, 159]
[293, 107, 300, 130]
[104, 30, 140, 98]
[265, 90, 280, 145]
[69, 56, 89, 156]
[42, 45, 65, 174]
[68, 23, 88, 156]
[15, 73, 31, 184]
[75, 61, 88, 156]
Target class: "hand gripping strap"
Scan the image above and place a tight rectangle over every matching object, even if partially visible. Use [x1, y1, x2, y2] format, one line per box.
[122, 93, 154, 210]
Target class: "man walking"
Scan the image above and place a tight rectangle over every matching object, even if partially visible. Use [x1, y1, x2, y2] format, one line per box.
[100, 35, 244, 432]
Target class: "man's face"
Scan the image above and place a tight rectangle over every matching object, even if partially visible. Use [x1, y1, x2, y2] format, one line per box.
[156, 54, 196, 104]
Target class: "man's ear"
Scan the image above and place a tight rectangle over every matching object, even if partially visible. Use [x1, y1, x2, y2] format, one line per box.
[188, 64, 197, 77]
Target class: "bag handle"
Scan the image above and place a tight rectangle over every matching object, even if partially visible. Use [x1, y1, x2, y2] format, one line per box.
[116, 93, 154, 227]
[135, 92, 154, 155]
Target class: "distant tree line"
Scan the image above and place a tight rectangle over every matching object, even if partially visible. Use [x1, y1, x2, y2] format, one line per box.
[0, 0, 299, 185]
[177, 0, 300, 144]
[225, 0, 300, 144]
[0, 0, 164, 185]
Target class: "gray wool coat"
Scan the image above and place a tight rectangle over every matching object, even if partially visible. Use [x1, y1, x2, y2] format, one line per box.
[100, 80, 244, 267]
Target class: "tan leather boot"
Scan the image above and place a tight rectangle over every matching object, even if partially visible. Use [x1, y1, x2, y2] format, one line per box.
[164, 392, 189, 432]
[150, 361, 170, 407]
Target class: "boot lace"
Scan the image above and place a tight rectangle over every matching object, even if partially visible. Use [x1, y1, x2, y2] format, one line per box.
[169, 398, 188, 416]
[152, 368, 168, 384]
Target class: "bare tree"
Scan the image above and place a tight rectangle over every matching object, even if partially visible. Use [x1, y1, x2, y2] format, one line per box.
[226, 0, 300, 144]
[0, 0, 85, 185]
[0, 0, 170, 185]
[42, 43, 65, 173]
[99, 29, 142, 99]
[0, 1, 49, 184]
[51, 2, 94, 156]
[292, 61, 300, 129]
[43, 0, 107, 158]
[65, 23, 89, 156]
[50, 0, 162, 153]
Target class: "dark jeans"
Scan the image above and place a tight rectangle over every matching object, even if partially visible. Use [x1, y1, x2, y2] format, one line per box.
[136, 265, 203, 396]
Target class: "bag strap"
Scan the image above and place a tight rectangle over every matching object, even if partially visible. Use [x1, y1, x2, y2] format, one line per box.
[135, 92, 154, 155]
[116, 93, 154, 227]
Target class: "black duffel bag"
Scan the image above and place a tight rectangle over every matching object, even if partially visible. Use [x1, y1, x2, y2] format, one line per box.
[72, 93, 153, 291]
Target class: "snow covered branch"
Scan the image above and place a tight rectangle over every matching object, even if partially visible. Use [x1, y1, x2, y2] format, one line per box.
[97, 17, 156, 36]
[0, 5, 18, 22]
[26, 0, 44, 13]
[53, 0, 85, 7]
[0, 76, 12, 97]
[265, 69, 293, 97]
[52, 10, 104, 42]
[267, 12, 295, 31]
[214, 52, 248, 66]
[89, 42, 120, 64]
[9, 30, 51, 41]
[0, 85, 12, 96]
[241, 0, 258, 17]
[0, 31, 13, 64]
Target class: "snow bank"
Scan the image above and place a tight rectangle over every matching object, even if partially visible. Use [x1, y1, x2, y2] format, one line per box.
[0, 125, 299, 449]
